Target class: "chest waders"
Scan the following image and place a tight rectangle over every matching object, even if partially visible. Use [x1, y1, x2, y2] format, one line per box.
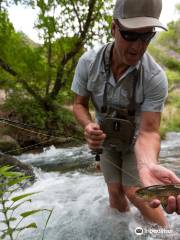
[92, 43, 141, 161]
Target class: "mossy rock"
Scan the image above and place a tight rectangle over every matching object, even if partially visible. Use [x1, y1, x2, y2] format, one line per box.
[0, 153, 35, 183]
[0, 135, 21, 155]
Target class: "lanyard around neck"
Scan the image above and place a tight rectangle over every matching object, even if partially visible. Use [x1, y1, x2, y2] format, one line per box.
[101, 42, 141, 116]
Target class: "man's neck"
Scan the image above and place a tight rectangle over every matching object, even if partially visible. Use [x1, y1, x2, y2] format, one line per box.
[111, 47, 129, 81]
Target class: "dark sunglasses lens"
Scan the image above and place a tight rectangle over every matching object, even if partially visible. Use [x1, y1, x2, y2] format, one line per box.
[120, 31, 139, 41]
[141, 32, 156, 42]
[120, 31, 156, 42]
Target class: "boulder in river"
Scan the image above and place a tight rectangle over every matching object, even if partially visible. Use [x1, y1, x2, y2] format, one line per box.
[0, 153, 35, 183]
[0, 135, 21, 155]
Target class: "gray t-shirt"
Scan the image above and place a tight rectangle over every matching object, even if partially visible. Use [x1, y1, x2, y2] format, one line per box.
[71, 43, 168, 126]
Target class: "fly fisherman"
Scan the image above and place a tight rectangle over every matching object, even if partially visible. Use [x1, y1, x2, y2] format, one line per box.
[71, 0, 180, 227]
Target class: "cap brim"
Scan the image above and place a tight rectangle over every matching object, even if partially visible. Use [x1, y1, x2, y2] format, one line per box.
[118, 17, 167, 31]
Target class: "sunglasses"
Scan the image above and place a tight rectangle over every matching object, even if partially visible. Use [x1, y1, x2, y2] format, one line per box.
[119, 29, 156, 43]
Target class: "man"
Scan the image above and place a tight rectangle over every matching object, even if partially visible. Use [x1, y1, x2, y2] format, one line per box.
[71, 0, 180, 227]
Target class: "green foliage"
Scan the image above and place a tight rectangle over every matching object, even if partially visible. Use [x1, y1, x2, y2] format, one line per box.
[166, 69, 180, 85]
[2, 33, 48, 93]
[4, 93, 47, 129]
[160, 105, 180, 138]
[3, 90, 81, 138]
[148, 7, 180, 135]
[167, 92, 180, 108]
[0, 8, 83, 137]
[148, 44, 180, 72]
[35, 0, 113, 45]
[0, 165, 52, 240]
[0, 11, 50, 96]
[0, 1, 114, 137]
[175, 3, 180, 13]
[0, 10, 14, 50]
[156, 20, 180, 53]
[156, 3, 180, 53]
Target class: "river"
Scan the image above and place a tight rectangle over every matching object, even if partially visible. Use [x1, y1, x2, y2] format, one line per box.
[3, 132, 180, 240]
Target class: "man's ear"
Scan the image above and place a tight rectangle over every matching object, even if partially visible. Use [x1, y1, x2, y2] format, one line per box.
[111, 20, 116, 37]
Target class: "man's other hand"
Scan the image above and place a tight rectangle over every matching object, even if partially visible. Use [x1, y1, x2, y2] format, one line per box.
[84, 122, 106, 149]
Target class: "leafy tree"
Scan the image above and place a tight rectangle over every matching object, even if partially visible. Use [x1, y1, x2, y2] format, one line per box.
[156, 3, 180, 53]
[0, 0, 113, 134]
[157, 20, 180, 53]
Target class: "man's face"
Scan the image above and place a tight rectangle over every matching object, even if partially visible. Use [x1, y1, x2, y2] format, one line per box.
[112, 20, 155, 66]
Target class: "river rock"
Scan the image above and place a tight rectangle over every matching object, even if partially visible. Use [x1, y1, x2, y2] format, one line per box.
[0, 135, 21, 155]
[0, 153, 35, 182]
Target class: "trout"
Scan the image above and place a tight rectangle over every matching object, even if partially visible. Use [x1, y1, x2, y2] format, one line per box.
[135, 184, 180, 208]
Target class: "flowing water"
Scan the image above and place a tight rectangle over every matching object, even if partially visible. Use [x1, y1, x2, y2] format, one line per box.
[1, 133, 180, 240]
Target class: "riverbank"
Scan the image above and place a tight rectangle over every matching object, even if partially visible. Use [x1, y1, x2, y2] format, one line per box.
[0, 104, 84, 155]
[0, 96, 179, 154]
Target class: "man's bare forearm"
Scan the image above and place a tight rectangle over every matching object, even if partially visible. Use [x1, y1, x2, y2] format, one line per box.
[73, 103, 93, 129]
[73, 95, 105, 149]
[134, 131, 161, 170]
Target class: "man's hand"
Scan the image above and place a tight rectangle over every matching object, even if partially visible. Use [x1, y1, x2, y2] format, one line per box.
[139, 164, 180, 214]
[84, 122, 106, 150]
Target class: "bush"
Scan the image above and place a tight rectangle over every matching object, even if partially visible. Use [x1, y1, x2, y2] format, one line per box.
[160, 104, 180, 138]
[3, 91, 80, 137]
[0, 166, 52, 240]
[166, 69, 180, 86]
[148, 44, 180, 72]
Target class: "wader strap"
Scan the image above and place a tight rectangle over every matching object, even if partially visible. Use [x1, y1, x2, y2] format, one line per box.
[128, 69, 139, 115]
[101, 42, 141, 116]
[101, 42, 114, 113]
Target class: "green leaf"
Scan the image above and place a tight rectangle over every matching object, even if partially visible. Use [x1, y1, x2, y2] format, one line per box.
[10, 199, 32, 211]
[0, 190, 4, 196]
[0, 166, 13, 173]
[20, 209, 44, 218]
[2, 171, 24, 178]
[42, 208, 53, 240]
[24, 222, 37, 229]
[11, 192, 39, 202]
[16, 222, 37, 231]
[15, 222, 37, 240]
[8, 176, 30, 187]
[0, 166, 24, 178]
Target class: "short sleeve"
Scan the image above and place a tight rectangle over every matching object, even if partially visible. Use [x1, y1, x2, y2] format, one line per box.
[71, 54, 90, 96]
[141, 70, 168, 112]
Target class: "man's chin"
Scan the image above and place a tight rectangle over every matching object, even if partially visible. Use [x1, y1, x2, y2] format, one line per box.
[126, 59, 139, 66]
[126, 54, 142, 66]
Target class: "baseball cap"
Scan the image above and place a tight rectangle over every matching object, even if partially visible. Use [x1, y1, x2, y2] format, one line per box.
[113, 0, 167, 31]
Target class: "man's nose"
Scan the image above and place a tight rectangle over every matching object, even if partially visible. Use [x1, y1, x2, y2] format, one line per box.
[131, 38, 144, 50]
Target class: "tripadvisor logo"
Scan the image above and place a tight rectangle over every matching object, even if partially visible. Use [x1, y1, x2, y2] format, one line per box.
[135, 227, 144, 235]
